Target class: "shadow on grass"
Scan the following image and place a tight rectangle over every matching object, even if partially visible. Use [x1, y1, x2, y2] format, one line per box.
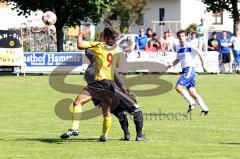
[14, 138, 124, 144]
[14, 138, 98, 144]
[219, 143, 240, 146]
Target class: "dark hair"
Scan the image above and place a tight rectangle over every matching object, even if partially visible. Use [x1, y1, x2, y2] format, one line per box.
[152, 32, 157, 37]
[146, 28, 152, 38]
[103, 26, 119, 46]
[191, 32, 196, 35]
[176, 30, 186, 37]
[146, 28, 152, 33]
[212, 31, 217, 35]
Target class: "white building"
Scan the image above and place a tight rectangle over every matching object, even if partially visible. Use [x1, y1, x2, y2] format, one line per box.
[1, 0, 235, 37]
[123, 0, 234, 35]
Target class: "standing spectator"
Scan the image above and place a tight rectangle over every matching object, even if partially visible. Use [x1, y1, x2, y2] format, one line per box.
[219, 31, 233, 74]
[196, 18, 208, 52]
[146, 28, 153, 42]
[208, 31, 220, 51]
[187, 32, 198, 48]
[231, 29, 240, 74]
[135, 28, 148, 57]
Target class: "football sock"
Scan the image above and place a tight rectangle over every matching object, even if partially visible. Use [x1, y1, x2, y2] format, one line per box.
[196, 94, 209, 111]
[181, 89, 195, 106]
[133, 111, 143, 137]
[102, 116, 112, 137]
[71, 104, 82, 130]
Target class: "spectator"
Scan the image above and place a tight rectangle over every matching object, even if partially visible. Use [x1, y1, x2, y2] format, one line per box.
[231, 29, 240, 74]
[146, 28, 153, 42]
[167, 29, 177, 51]
[196, 18, 208, 52]
[160, 31, 170, 52]
[208, 31, 220, 51]
[145, 33, 159, 51]
[219, 31, 233, 74]
[187, 32, 198, 47]
[119, 36, 133, 54]
[135, 28, 148, 57]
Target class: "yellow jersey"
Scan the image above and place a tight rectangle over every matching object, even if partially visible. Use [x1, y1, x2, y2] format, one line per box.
[82, 41, 121, 81]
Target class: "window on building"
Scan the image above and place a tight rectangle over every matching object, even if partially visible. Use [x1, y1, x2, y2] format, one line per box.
[159, 8, 165, 25]
[212, 11, 223, 25]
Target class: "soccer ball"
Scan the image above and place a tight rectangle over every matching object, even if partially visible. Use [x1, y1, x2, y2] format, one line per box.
[42, 11, 57, 25]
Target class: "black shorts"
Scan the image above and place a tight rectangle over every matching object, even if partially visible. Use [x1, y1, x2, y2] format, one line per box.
[222, 53, 230, 63]
[85, 80, 119, 107]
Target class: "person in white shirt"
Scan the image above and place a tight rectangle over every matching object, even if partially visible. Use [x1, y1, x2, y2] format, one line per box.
[168, 30, 209, 115]
[187, 32, 198, 48]
[231, 29, 240, 74]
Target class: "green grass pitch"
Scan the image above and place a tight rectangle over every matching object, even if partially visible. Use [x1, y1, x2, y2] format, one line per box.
[0, 74, 239, 159]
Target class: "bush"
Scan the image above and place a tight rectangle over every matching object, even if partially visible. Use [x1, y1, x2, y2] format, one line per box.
[185, 23, 197, 36]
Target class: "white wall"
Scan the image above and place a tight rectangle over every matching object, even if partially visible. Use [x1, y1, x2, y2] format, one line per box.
[181, 0, 233, 32]
[129, 0, 181, 37]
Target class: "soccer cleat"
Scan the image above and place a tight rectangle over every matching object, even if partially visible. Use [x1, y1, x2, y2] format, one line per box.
[121, 134, 130, 141]
[200, 110, 209, 116]
[60, 129, 79, 139]
[187, 104, 196, 113]
[97, 134, 108, 142]
[136, 135, 149, 141]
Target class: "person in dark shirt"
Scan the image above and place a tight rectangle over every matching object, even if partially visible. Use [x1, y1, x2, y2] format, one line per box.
[208, 31, 220, 51]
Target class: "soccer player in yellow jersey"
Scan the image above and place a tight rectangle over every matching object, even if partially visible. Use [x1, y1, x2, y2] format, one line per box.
[61, 27, 121, 142]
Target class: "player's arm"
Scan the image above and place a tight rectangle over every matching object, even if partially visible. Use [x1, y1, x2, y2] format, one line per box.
[194, 46, 208, 72]
[168, 59, 180, 68]
[77, 27, 91, 49]
[167, 44, 180, 67]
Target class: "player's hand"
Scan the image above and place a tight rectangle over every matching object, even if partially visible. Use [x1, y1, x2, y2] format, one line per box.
[80, 27, 90, 37]
[167, 62, 173, 69]
[203, 64, 209, 72]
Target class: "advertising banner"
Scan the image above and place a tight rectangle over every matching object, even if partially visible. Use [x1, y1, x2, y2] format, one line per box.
[0, 30, 24, 66]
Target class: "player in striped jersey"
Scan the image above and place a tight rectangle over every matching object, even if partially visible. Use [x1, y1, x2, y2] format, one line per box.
[168, 30, 210, 115]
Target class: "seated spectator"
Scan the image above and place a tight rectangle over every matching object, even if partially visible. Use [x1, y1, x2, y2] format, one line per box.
[135, 28, 148, 57]
[208, 31, 220, 51]
[146, 28, 153, 42]
[187, 32, 198, 47]
[167, 29, 177, 51]
[145, 40, 156, 51]
[119, 36, 133, 54]
[145, 33, 160, 52]
[151, 33, 160, 50]
[160, 31, 170, 52]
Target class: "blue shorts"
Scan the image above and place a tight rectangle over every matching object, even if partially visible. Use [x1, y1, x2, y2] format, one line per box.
[177, 67, 196, 89]
[234, 50, 240, 63]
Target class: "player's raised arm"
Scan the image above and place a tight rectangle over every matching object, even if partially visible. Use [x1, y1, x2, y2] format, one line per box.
[77, 27, 90, 49]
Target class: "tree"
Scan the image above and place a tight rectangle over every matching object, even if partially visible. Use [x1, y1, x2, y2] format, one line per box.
[105, 0, 150, 33]
[9, 0, 116, 51]
[201, 0, 239, 34]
